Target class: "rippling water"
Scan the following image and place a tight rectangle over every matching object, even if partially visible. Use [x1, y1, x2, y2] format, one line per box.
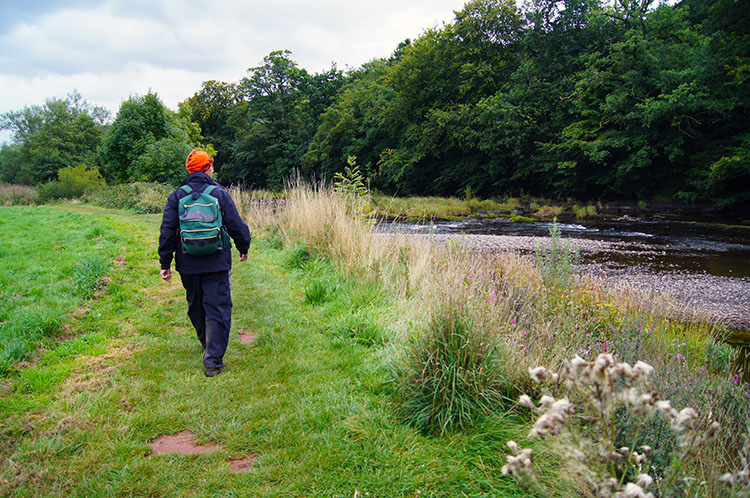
[382, 217, 750, 279]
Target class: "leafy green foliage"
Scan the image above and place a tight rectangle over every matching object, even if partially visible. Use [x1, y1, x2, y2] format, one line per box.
[215, 51, 344, 189]
[3, 0, 750, 207]
[99, 92, 212, 185]
[333, 156, 376, 225]
[0, 91, 109, 185]
[37, 164, 106, 201]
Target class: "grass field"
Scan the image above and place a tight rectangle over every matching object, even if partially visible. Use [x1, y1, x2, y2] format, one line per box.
[1, 191, 746, 497]
[0, 204, 566, 497]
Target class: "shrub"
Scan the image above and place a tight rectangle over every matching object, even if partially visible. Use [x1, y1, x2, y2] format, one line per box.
[38, 164, 106, 202]
[0, 183, 38, 205]
[333, 157, 376, 226]
[391, 303, 511, 435]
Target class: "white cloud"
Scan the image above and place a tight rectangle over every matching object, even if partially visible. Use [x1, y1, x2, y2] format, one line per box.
[0, 0, 462, 125]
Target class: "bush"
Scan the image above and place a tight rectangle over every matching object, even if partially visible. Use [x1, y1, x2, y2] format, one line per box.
[0, 183, 38, 205]
[392, 303, 511, 435]
[91, 182, 173, 213]
[38, 164, 106, 202]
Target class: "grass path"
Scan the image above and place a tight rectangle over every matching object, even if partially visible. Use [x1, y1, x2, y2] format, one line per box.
[0, 205, 556, 497]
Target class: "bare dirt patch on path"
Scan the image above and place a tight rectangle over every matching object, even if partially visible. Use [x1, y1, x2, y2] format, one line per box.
[237, 331, 259, 345]
[148, 431, 221, 456]
[148, 431, 258, 473]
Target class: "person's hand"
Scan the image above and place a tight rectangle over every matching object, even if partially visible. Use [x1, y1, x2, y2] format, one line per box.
[160, 268, 171, 282]
[239, 253, 248, 262]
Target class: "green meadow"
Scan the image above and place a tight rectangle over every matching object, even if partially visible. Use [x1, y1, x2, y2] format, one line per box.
[0, 188, 747, 497]
[0, 204, 565, 497]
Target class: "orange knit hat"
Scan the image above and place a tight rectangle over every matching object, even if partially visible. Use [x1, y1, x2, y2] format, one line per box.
[185, 149, 213, 174]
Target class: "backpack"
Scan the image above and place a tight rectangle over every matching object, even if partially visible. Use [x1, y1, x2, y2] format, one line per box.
[178, 185, 227, 255]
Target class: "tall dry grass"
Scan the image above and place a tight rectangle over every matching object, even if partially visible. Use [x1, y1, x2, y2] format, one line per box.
[0, 183, 38, 206]
[231, 182, 747, 484]
[231, 182, 730, 377]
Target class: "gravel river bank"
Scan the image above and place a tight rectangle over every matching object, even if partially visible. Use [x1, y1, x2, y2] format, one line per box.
[410, 233, 750, 334]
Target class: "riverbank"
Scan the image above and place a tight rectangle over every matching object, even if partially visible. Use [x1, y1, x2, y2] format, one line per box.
[407, 233, 750, 332]
[371, 194, 750, 225]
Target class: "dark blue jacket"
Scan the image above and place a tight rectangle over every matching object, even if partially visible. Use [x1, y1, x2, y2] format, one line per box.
[159, 172, 251, 275]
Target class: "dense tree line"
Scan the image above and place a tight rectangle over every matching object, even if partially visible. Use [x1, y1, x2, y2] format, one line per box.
[1, 0, 747, 208]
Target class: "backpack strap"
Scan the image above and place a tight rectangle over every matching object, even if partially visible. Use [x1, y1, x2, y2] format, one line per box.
[180, 185, 193, 194]
[203, 185, 218, 197]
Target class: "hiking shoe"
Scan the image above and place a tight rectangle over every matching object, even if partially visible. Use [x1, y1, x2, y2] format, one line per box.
[205, 368, 222, 378]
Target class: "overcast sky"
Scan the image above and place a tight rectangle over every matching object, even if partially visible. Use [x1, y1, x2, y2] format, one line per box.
[0, 0, 463, 125]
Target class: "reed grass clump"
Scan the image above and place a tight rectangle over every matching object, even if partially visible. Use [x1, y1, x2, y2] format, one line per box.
[392, 303, 512, 435]
[0, 308, 64, 373]
[334, 310, 386, 347]
[72, 255, 111, 298]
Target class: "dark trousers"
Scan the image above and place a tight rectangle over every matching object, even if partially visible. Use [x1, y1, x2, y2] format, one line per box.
[180, 270, 232, 371]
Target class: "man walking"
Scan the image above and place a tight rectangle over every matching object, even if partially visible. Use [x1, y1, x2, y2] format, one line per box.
[158, 149, 251, 377]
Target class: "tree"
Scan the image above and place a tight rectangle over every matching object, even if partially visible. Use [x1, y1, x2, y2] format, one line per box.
[99, 91, 211, 185]
[303, 59, 393, 183]
[0, 91, 109, 184]
[374, 0, 525, 195]
[179, 80, 241, 174]
[544, 2, 721, 199]
[221, 51, 343, 189]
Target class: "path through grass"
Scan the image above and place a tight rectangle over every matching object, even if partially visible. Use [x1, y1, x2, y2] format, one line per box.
[0, 205, 558, 497]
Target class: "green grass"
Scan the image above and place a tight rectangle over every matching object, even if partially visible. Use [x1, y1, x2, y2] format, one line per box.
[0, 207, 121, 373]
[0, 204, 572, 497]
